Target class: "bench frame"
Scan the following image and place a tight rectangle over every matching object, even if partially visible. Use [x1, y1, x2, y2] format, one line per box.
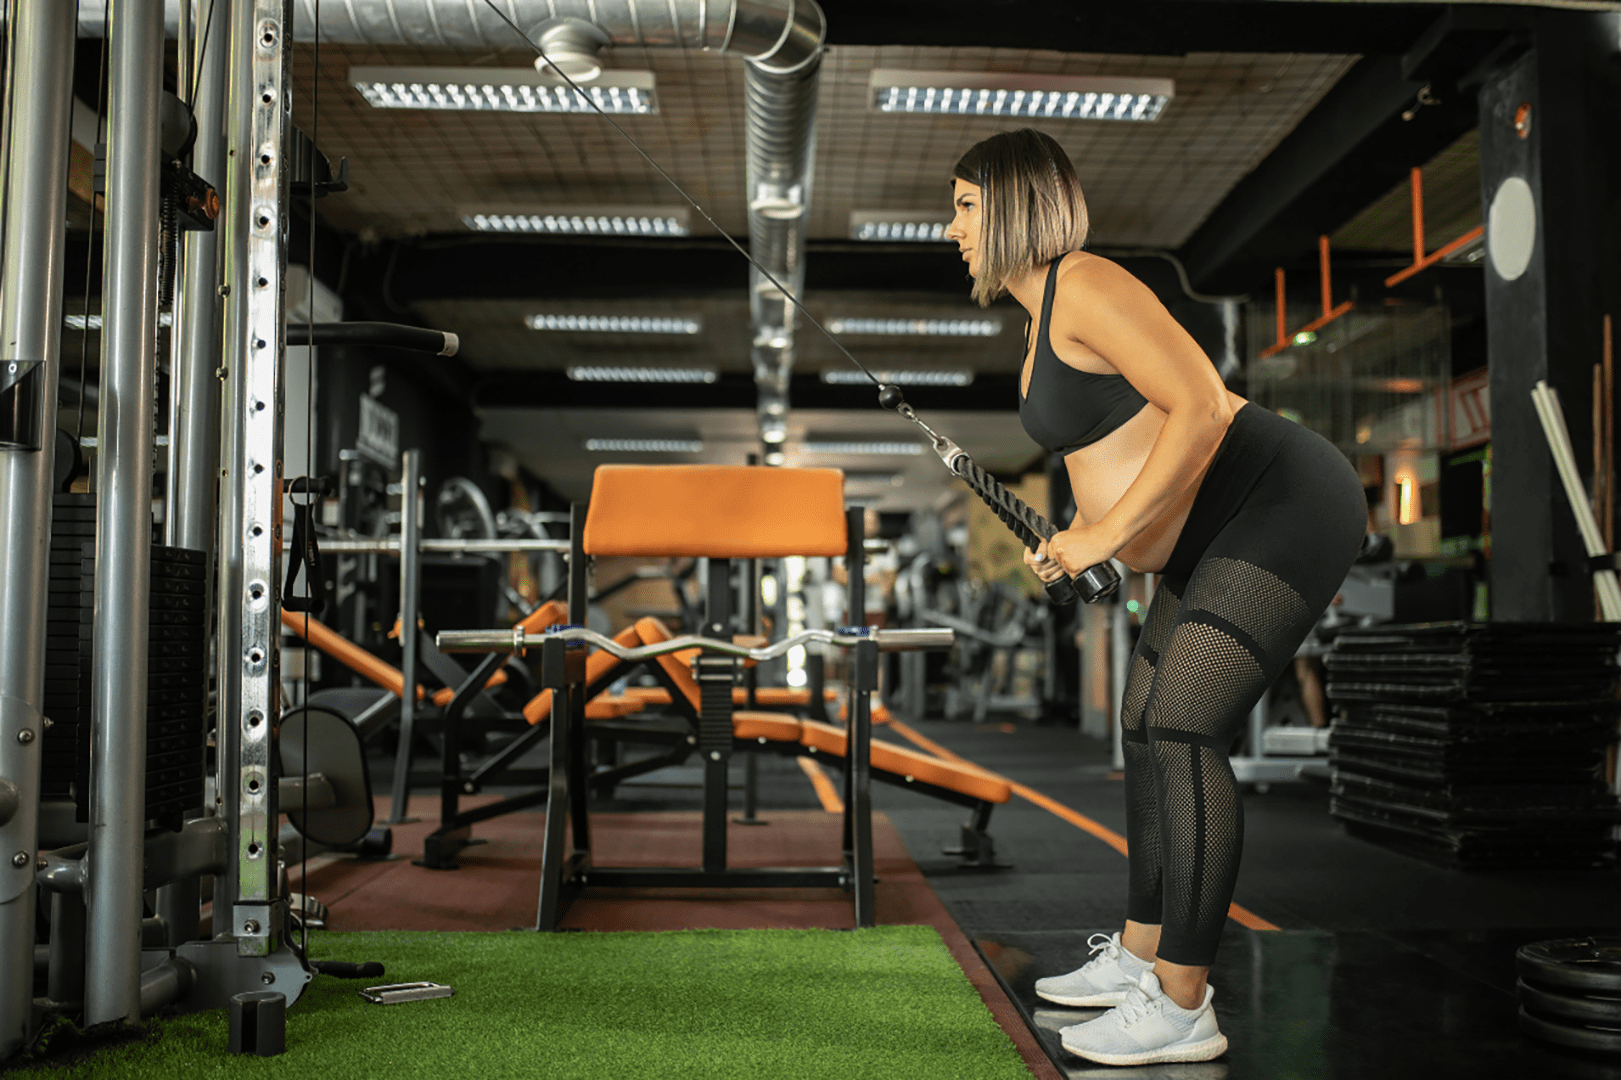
[536, 504, 880, 930]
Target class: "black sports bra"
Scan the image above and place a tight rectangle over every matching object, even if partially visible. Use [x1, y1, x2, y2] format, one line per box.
[1018, 256, 1149, 455]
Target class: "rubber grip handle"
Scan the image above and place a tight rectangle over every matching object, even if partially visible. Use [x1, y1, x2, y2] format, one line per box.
[310, 960, 386, 980]
[1043, 562, 1120, 606]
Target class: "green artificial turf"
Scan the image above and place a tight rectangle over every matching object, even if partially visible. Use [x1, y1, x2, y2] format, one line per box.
[14, 925, 1031, 1079]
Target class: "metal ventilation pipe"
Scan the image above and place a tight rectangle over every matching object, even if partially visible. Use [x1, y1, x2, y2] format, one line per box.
[79, 1, 828, 450]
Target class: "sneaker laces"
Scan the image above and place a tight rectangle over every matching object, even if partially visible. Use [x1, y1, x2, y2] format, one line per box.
[1082, 933, 1119, 969]
[1112, 980, 1162, 1028]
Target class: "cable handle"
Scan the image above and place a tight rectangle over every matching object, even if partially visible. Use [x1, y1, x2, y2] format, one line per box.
[878, 385, 1120, 606]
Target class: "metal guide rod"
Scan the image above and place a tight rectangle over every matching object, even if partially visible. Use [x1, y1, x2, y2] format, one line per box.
[167, 0, 229, 552]
[280, 537, 569, 554]
[216, 0, 291, 960]
[85, 0, 163, 1028]
[386, 450, 423, 824]
[276, 538, 884, 555]
[437, 626, 955, 660]
[0, 0, 75, 1057]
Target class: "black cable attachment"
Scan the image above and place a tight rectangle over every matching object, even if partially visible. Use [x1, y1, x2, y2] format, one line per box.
[283, 476, 334, 614]
[878, 384, 1119, 606]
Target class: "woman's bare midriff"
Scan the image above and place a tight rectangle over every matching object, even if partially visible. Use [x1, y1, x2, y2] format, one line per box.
[1062, 389, 1249, 574]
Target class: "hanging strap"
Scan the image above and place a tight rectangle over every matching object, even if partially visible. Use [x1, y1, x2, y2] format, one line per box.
[283, 476, 333, 614]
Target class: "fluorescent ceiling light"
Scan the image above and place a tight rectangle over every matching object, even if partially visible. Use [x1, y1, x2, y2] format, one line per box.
[584, 439, 704, 453]
[827, 318, 1000, 338]
[870, 69, 1172, 121]
[463, 208, 689, 237]
[351, 66, 657, 115]
[527, 314, 701, 334]
[65, 312, 173, 330]
[801, 441, 925, 456]
[850, 212, 950, 243]
[822, 369, 975, 387]
[567, 366, 717, 384]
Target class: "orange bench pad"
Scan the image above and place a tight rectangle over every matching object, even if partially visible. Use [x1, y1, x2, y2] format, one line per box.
[516, 599, 570, 636]
[633, 617, 703, 711]
[585, 465, 848, 558]
[798, 720, 1012, 804]
[281, 609, 424, 702]
[521, 625, 643, 725]
[732, 712, 803, 743]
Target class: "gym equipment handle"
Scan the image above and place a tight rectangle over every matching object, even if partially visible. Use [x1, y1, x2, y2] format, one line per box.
[946, 452, 1119, 605]
[287, 321, 458, 357]
[876, 384, 1118, 605]
[436, 625, 955, 660]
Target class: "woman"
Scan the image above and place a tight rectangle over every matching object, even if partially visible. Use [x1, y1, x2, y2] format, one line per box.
[944, 129, 1365, 1067]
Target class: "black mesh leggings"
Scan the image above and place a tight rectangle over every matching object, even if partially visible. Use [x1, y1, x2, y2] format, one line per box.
[1120, 404, 1366, 966]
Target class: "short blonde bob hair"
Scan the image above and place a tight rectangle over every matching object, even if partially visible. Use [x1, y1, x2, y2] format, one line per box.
[952, 129, 1090, 307]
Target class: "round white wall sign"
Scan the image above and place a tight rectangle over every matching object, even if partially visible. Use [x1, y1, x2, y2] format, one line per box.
[1487, 175, 1536, 282]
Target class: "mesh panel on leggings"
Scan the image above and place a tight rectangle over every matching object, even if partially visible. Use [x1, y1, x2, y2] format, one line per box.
[1141, 583, 1182, 656]
[1120, 655, 1154, 735]
[1184, 556, 1313, 656]
[1153, 739, 1243, 963]
[1144, 621, 1265, 742]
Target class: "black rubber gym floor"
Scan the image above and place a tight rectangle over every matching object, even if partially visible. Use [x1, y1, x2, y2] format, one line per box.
[878, 718, 1621, 1080]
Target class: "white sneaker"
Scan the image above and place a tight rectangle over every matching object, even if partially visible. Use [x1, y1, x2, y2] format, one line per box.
[1058, 970, 1228, 1066]
[1034, 932, 1153, 1008]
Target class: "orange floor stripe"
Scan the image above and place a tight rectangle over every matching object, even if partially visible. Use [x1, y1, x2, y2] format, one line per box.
[885, 719, 1279, 933]
[797, 756, 844, 813]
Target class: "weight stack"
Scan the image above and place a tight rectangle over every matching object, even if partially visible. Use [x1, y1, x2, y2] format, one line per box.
[1322, 621, 1621, 870]
[1517, 938, 1621, 1054]
[41, 493, 209, 832]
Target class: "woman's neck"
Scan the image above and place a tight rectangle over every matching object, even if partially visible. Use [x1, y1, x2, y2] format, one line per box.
[1004, 258, 1056, 320]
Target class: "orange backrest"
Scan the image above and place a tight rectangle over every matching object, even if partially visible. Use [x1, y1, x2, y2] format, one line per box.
[583, 465, 847, 558]
[520, 625, 643, 725]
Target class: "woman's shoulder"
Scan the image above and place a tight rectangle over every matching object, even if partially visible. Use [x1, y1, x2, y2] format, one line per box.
[1052, 252, 1159, 318]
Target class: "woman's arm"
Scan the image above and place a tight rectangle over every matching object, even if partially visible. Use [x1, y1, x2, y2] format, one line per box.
[1050, 259, 1234, 562]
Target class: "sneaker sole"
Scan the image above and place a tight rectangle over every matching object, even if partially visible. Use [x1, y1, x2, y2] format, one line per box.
[1059, 1032, 1228, 1066]
[1034, 988, 1130, 1008]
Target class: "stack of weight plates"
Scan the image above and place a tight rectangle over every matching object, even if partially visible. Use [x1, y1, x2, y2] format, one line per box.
[1518, 938, 1621, 1054]
[1324, 622, 1621, 869]
[40, 493, 209, 832]
[40, 494, 95, 808]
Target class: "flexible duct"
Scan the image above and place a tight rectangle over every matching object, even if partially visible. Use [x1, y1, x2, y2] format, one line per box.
[79, 0, 826, 447]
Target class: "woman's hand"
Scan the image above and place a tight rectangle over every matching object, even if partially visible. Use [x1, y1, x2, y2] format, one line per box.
[1024, 524, 1118, 584]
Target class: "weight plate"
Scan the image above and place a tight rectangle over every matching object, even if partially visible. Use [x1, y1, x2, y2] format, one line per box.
[1519, 1006, 1621, 1054]
[1519, 979, 1621, 1026]
[1518, 939, 1621, 996]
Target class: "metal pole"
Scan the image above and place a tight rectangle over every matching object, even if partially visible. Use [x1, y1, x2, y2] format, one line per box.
[216, 0, 290, 960]
[84, 0, 164, 1029]
[157, 0, 228, 952]
[167, 0, 226, 553]
[386, 449, 422, 824]
[0, 0, 75, 1058]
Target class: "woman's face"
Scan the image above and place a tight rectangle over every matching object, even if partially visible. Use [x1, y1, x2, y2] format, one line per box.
[945, 178, 983, 279]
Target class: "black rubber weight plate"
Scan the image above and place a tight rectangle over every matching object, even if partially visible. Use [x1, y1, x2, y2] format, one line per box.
[1519, 979, 1621, 1026]
[1520, 1007, 1621, 1054]
[1519, 939, 1621, 995]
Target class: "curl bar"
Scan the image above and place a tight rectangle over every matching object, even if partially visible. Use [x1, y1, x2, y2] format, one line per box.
[437, 625, 954, 661]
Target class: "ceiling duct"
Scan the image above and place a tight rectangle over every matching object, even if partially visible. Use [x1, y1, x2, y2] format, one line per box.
[80, 0, 826, 452]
